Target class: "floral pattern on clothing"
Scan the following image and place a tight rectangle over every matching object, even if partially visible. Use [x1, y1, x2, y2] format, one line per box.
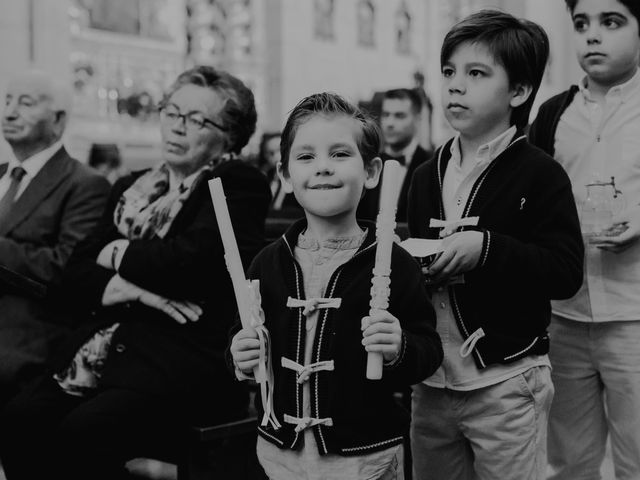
[114, 162, 211, 240]
[54, 323, 120, 396]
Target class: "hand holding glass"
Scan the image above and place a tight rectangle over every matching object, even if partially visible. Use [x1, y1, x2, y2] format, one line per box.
[580, 177, 627, 244]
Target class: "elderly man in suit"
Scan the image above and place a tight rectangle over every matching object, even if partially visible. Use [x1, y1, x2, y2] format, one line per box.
[0, 70, 110, 403]
[357, 88, 432, 224]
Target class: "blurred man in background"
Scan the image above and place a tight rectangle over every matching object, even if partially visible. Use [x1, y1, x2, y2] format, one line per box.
[358, 88, 432, 224]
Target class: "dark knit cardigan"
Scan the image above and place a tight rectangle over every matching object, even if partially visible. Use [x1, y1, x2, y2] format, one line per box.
[244, 219, 442, 456]
[528, 85, 579, 156]
[407, 132, 584, 369]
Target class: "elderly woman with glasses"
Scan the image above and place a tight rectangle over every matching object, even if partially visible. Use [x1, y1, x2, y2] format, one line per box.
[0, 66, 271, 480]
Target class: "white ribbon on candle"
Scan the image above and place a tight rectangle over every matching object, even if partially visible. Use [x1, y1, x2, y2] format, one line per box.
[247, 280, 281, 429]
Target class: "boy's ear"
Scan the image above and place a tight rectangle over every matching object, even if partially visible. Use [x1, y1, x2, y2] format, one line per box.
[364, 156, 383, 190]
[510, 83, 534, 108]
[276, 161, 294, 193]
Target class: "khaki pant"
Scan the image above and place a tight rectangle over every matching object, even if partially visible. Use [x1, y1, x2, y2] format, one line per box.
[411, 366, 553, 480]
[548, 317, 640, 480]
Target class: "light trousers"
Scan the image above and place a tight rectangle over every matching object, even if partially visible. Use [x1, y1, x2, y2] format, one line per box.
[548, 316, 640, 480]
[411, 366, 553, 480]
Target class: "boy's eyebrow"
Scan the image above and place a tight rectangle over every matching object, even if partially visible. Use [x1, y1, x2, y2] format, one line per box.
[329, 142, 356, 150]
[601, 11, 628, 19]
[465, 62, 492, 70]
[290, 144, 315, 152]
[442, 60, 492, 70]
[573, 11, 627, 19]
[291, 142, 356, 152]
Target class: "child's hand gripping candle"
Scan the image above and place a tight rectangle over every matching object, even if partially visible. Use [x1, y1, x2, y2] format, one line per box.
[209, 178, 280, 428]
[366, 160, 402, 380]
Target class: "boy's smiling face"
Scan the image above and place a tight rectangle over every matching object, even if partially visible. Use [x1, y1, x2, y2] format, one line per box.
[278, 114, 380, 223]
[571, 0, 640, 88]
[441, 41, 530, 144]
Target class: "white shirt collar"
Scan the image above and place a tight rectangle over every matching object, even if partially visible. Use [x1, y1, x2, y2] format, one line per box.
[449, 125, 517, 167]
[579, 67, 640, 104]
[385, 138, 419, 165]
[9, 140, 63, 179]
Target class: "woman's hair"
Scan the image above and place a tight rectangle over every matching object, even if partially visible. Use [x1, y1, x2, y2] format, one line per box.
[441, 10, 550, 130]
[565, 0, 640, 31]
[280, 92, 381, 174]
[162, 65, 257, 153]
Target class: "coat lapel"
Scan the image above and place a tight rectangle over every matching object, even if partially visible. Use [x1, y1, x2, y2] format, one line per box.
[0, 147, 74, 236]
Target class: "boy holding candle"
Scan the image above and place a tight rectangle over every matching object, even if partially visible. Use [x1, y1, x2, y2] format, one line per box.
[406, 10, 584, 480]
[529, 1, 640, 477]
[230, 92, 442, 480]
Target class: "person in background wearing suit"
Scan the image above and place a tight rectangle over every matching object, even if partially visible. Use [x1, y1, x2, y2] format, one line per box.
[357, 88, 432, 224]
[0, 70, 110, 404]
[0, 65, 271, 480]
[258, 131, 303, 220]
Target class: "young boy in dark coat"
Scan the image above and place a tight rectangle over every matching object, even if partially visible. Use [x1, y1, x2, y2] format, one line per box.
[231, 92, 442, 480]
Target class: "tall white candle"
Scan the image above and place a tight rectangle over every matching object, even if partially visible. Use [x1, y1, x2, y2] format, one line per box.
[367, 160, 401, 380]
[209, 178, 255, 331]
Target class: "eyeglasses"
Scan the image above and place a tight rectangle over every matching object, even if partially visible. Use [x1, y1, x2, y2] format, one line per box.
[159, 104, 227, 132]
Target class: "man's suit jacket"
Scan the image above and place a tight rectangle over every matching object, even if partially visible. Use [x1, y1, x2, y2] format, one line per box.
[0, 146, 110, 394]
[357, 144, 433, 224]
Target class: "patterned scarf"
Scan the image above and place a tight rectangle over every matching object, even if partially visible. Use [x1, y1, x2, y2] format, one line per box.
[114, 161, 212, 240]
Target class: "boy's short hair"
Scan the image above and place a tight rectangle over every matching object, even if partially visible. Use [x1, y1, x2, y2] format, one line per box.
[383, 88, 423, 114]
[440, 10, 550, 130]
[280, 92, 381, 174]
[565, 0, 640, 31]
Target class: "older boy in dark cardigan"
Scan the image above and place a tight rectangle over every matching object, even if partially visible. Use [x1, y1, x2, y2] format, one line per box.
[407, 11, 584, 480]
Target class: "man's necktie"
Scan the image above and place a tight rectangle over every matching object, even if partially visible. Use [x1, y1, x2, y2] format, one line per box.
[0, 166, 26, 226]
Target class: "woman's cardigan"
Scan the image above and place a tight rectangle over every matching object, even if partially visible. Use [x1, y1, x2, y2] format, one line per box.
[49, 160, 271, 421]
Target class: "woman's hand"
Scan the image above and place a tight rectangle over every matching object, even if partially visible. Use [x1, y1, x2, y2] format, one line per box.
[96, 239, 130, 270]
[361, 310, 403, 363]
[101, 274, 202, 324]
[230, 328, 260, 374]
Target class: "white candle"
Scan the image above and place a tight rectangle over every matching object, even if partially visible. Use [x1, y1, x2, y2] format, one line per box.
[209, 178, 255, 331]
[367, 160, 402, 380]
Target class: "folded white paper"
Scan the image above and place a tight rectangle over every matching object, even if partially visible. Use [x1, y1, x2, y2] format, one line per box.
[399, 238, 444, 258]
